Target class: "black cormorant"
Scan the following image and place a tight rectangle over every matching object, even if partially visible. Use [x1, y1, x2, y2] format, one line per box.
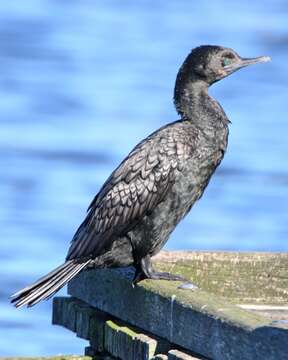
[11, 45, 270, 307]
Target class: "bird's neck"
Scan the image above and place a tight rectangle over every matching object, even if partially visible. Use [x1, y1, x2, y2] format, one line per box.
[174, 79, 229, 130]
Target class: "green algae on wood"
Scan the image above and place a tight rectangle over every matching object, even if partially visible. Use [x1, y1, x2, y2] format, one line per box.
[138, 279, 271, 330]
[153, 251, 288, 304]
[67, 256, 288, 360]
[104, 319, 158, 359]
[53, 297, 171, 360]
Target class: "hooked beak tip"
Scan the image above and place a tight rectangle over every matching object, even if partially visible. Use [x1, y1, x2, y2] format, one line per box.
[234, 55, 272, 70]
[242, 55, 272, 66]
[259, 55, 272, 63]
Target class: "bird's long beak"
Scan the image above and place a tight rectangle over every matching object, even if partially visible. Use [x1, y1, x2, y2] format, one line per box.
[240, 55, 271, 67]
[224, 55, 271, 73]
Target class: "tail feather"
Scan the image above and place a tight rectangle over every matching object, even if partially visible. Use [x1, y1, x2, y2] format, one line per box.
[11, 261, 73, 298]
[15, 262, 76, 307]
[11, 260, 90, 308]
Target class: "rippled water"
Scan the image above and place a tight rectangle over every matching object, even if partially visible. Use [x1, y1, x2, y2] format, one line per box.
[0, 0, 288, 356]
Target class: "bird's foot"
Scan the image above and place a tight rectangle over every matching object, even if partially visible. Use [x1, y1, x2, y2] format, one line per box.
[132, 255, 198, 290]
[132, 269, 184, 284]
[146, 270, 187, 282]
[132, 269, 198, 290]
[145, 270, 199, 290]
[132, 268, 146, 286]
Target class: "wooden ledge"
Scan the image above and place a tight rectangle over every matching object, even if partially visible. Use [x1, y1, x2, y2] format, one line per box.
[64, 250, 288, 360]
[153, 251, 288, 304]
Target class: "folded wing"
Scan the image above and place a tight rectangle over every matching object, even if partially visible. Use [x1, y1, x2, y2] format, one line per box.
[66, 124, 192, 260]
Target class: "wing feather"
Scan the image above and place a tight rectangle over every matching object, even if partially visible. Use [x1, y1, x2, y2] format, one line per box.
[66, 123, 195, 260]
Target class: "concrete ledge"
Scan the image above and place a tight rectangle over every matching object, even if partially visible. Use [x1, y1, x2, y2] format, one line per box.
[67, 262, 288, 360]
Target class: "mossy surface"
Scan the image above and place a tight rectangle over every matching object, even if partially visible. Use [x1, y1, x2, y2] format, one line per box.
[105, 319, 137, 338]
[138, 278, 273, 330]
[152, 251, 288, 304]
[61, 251, 288, 360]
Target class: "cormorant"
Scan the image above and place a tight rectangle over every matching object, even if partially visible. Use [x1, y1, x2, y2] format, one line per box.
[11, 45, 270, 307]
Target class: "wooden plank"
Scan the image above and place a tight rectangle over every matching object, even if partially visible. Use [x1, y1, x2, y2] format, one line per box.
[67, 263, 288, 360]
[53, 297, 108, 352]
[53, 297, 172, 360]
[104, 319, 157, 359]
[168, 350, 202, 359]
[153, 251, 288, 304]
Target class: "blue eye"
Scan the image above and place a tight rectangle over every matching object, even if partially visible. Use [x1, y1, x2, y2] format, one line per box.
[222, 57, 232, 67]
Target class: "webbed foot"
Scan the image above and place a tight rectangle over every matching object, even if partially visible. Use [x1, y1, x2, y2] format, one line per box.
[132, 255, 198, 290]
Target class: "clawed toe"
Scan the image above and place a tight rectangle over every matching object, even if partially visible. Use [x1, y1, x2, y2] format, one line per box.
[133, 255, 197, 287]
[150, 271, 187, 282]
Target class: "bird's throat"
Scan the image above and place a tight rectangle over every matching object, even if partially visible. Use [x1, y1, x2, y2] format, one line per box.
[175, 79, 229, 130]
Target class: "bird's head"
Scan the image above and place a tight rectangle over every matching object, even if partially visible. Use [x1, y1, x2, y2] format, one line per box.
[174, 45, 271, 117]
[177, 45, 271, 85]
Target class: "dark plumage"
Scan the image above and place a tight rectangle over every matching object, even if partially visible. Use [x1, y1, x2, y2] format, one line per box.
[11, 45, 270, 307]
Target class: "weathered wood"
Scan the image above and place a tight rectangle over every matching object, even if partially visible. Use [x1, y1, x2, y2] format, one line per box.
[53, 297, 174, 360]
[52, 297, 78, 332]
[51, 251, 288, 359]
[168, 350, 201, 360]
[153, 251, 288, 304]
[67, 262, 288, 360]
[104, 319, 158, 359]
[53, 297, 108, 353]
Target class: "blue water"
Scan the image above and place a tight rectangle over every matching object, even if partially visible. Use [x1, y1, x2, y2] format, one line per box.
[0, 0, 287, 356]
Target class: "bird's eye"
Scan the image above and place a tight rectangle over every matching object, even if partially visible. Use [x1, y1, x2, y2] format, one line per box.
[222, 57, 232, 67]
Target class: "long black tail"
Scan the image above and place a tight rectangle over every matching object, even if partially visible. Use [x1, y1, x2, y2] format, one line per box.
[11, 259, 90, 308]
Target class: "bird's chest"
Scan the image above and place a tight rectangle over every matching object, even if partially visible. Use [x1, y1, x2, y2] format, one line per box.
[143, 131, 226, 252]
[174, 127, 228, 202]
[128, 125, 228, 258]
[169, 154, 218, 216]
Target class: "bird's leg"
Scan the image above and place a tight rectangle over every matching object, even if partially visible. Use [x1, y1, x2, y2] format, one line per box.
[133, 255, 190, 284]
